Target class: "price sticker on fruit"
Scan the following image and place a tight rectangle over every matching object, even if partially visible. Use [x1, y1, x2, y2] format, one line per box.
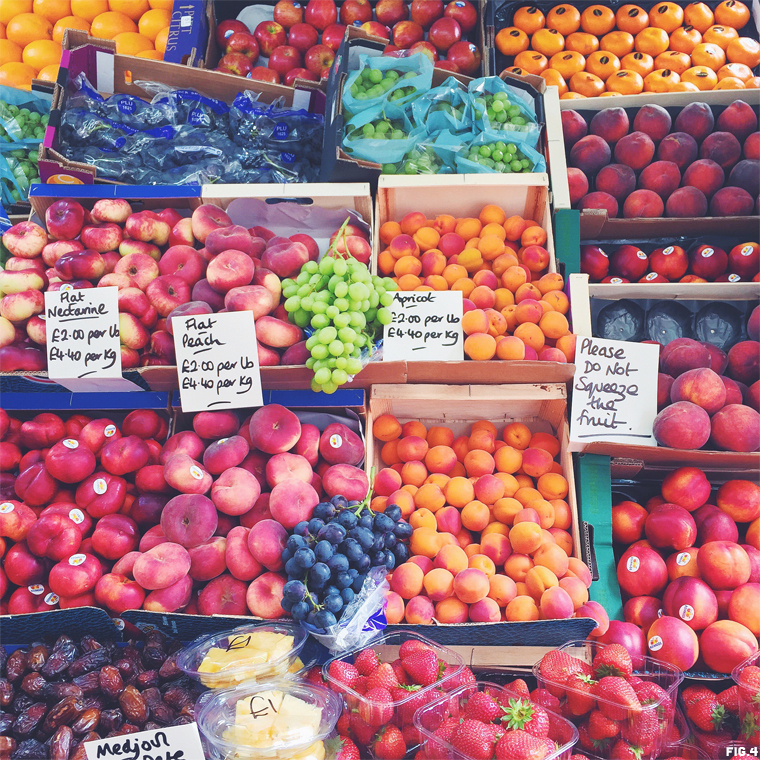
[569, 337, 659, 450]
[173, 311, 264, 413]
[45, 286, 140, 392]
[84, 722, 205, 760]
[383, 291, 464, 361]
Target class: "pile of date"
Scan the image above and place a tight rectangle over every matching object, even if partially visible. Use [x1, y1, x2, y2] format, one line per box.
[0, 630, 204, 759]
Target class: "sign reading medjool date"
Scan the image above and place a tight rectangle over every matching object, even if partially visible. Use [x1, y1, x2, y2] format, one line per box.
[84, 723, 205, 760]
[173, 311, 263, 413]
[569, 337, 659, 451]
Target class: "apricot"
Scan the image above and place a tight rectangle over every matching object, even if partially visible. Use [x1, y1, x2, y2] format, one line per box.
[435, 596, 469, 623]
[504, 594, 539, 621]
[534, 543, 570, 578]
[493, 497, 523, 525]
[469, 553, 497, 578]
[405, 595, 435, 624]
[388, 489, 415, 519]
[465, 543, 482, 558]
[510, 520, 543, 554]
[453, 567, 490, 603]
[374, 414, 402, 441]
[537, 473, 569, 501]
[522, 447, 554, 478]
[468, 429, 496, 454]
[423, 567, 455, 602]
[385, 591, 405, 623]
[424, 445, 457, 475]
[474, 474, 506, 505]
[460, 500, 490, 532]
[515, 487, 542, 507]
[410, 527, 442, 559]
[391, 561, 424, 599]
[481, 533, 512, 566]
[526, 565, 559, 600]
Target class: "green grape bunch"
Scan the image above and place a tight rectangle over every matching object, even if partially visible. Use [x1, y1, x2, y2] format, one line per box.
[472, 92, 531, 131]
[0, 101, 49, 143]
[349, 68, 416, 102]
[281, 219, 398, 394]
[347, 118, 407, 142]
[461, 140, 534, 173]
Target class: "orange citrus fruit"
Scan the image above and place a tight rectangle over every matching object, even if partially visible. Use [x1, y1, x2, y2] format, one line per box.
[683, 2, 715, 32]
[136, 47, 161, 58]
[727, 36, 760, 66]
[600, 30, 635, 57]
[580, 5, 616, 35]
[615, 4, 649, 33]
[717, 61, 753, 80]
[154, 24, 168, 53]
[113, 30, 153, 55]
[670, 26, 702, 54]
[514, 50, 549, 74]
[550, 49, 585, 78]
[495, 26, 529, 56]
[714, 0, 750, 29]
[21, 38, 61, 71]
[531, 27, 564, 56]
[655, 50, 692, 73]
[566, 31, 599, 55]
[31, 0, 70, 23]
[691, 41, 726, 68]
[0, 60, 36, 88]
[70, 0, 107, 22]
[138, 7, 169, 40]
[606, 68, 645, 93]
[90, 10, 136, 38]
[635, 27, 670, 56]
[513, 6, 545, 34]
[108, 0, 149, 20]
[714, 75, 745, 87]
[1, 0, 32, 25]
[540, 67, 568, 94]
[621, 51, 655, 76]
[644, 68, 681, 91]
[586, 50, 621, 79]
[6, 12, 52, 45]
[704, 24, 739, 49]
[52, 14, 89, 41]
[149, 0, 173, 8]
[36, 62, 58, 80]
[546, 4, 580, 34]
[569, 70, 605, 96]
[0, 38, 22, 62]
[681, 64, 719, 88]
[649, 2, 685, 33]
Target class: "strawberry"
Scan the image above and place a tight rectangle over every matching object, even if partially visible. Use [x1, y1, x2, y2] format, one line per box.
[330, 736, 360, 760]
[372, 724, 406, 760]
[391, 658, 409, 686]
[593, 644, 633, 679]
[450, 719, 498, 760]
[577, 722, 609, 754]
[359, 687, 394, 727]
[627, 676, 644, 689]
[541, 738, 556, 756]
[403, 648, 441, 686]
[399, 639, 431, 659]
[693, 728, 733, 756]
[495, 729, 549, 760]
[741, 710, 760, 745]
[739, 665, 760, 705]
[353, 675, 368, 695]
[717, 685, 741, 715]
[687, 694, 725, 732]
[397, 685, 441, 726]
[506, 678, 531, 697]
[484, 722, 505, 744]
[329, 661, 360, 692]
[402, 723, 421, 747]
[366, 662, 400, 691]
[588, 709, 621, 741]
[566, 673, 598, 716]
[570, 756, 589, 760]
[609, 739, 643, 760]
[623, 708, 659, 753]
[530, 688, 560, 712]
[501, 697, 550, 739]
[447, 665, 476, 689]
[305, 666, 326, 686]
[681, 685, 715, 709]
[427, 718, 459, 758]
[594, 676, 641, 721]
[539, 650, 593, 698]
[632, 680, 672, 721]
[349, 712, 376, 746]
[465, 691, 504, 723]
[354, 648, 380, 677]
[336, 710, 351, 736]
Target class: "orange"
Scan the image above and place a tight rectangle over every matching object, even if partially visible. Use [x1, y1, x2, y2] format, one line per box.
[495, 26, 529, 56]
[580, 5, 615, 35]
[546, 4, 580, 35]
[683, 2, 715, 32]
[714, 0, 750, 29]
[549, 49, 585, 78]
[606, 68, 645, 93]
[52, 14, 89, 41]
[154, 23, 168, 53]
[503, 65, 526, 75]
[655, 50, 692, 74]
[531, 27, 564, 56]
[0, 0, 32, 25]
[714, 75, 745, 87]
[540, 67, 568, 94]
[670, 26, 702, 54]
[149, 0, 173, 8]
[600, 30, 634, 57]
[673, 80, 701, 90]
[70, 0, 107, 22]
[21, 38, 61, 71]
[90, 10, 136, 38]
[745, 76, 760, 87]
[108, 0, 149, 20]
[717, 61, 753, 80]
[36, 62, 58, 79]
[681, 64, 719, 88]
[560, 91, 586, 99]
[0, 38, 22, 62]
[704, 24, 738, 49]
[514, 50, 549, 74]
[0, 61, 36, 88]
[0, 21, 4, 36]
[32, 0, 70, 23]
[569, 70, 605, 96]
[113, 30, 153, 55]
[566, 31, 599, 55]
[6, 12, 52, 45]
[137, 7, 169, 40]
[586, 50, 621, 79]
[649, 2, 684, 33]
[621, 50, 655, 76]
[615, 4, 649, 33]
[635, 27, 670, 56]
[727, 36, 760, 67]
[644, 68, 681, 91]
[691, 41, 726, 68]
[513, 5, 545, 34]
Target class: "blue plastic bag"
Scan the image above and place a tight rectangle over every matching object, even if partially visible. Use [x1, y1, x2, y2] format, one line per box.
[0, 85, 52, 149]
[468, 76, 541, 148]
[411, 76, 472, 135]
[342, 101, 425, 164]
[455, 131, 547, 174]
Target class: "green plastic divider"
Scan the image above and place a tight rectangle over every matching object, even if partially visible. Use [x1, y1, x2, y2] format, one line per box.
[576, 452, 623, 620]
[553, 208, 580, 275]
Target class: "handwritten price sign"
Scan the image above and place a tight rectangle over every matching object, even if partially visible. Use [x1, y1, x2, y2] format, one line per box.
[173, 311, 263, 413]
[569, 337, 659, 451]
[84, 723, 205, 760]
[384, 291, 463, 362]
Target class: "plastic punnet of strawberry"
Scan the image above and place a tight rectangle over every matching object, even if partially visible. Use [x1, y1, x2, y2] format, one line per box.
[321, 630, 466, 751]
[532, 640, 684, 760]
[732, 650, 760, 721]
[413, 680, 579, 760]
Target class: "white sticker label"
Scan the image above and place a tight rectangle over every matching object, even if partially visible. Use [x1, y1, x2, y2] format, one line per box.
[645, 273, 659, 281]
[0, 502, 15, 513]
[68, 553, 86, 566]
[636, 250, 647, 260]
[28, 584, 45, 595]
[600, 250, 608, 258]
[180, 14, 192, 27]
[728, 274, 741, 282]
[609, 277, 623, 283]
[741, 245, 753, 256]
[104, 424, 117, 437]
[113, 617, 125, 631]
[44, 593, 59, 606]
[62, 439, 78, 449]
[329, 434, 343, 449]
[189, 465, 204, 480]
[676, 552, 691, 566]
[217, 438, 227, 445]
[657, 608, 663, 618]
[663, 246, 674, 255]
[701, 248, 714, 258]
[85, 723, 206, 760]
[93, 478, 108, 495]
[60, 283, 73, 292]
[648, 635, 663, 651]
[69, 508, 85, 524]
[679, 604, 695, 622]
[627, 556, 640, 573]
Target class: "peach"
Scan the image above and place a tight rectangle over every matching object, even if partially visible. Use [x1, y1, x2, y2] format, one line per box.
[666, 186, 709, 218]
[728, 582, 760, 634]
[710, 186, 755, 216]
[663, 577, 718, 630]
[94, 573, 145, 614]
[570, 135, 612, 177]
[639, 161, 682, 201]
[293, 423, 320, 467]
[698, 541, 751, 589]
[161, 493, 217, 548]
[26, 514, 81, 561]
[4, 541, 48, 586]
[658, 131, 699, 170]
[661, 467, 711, 512]
[509, 521, 542, 554]
[266, 453, 312, 487]
[139, 525, 167, 552]
[211, 467, 261, 516]
[670, 367, 727, 415]
[200, 436, 248, 475]
[269, 479, 319, 529]
[0, 501, 37, 542]
[142, 574, 192, 612]
[247, 519, 287, 572]
[540, 585, 574, 619]
[578, 191, 619, 218]
[675, 102, 715, 141]
[133, 542, 191, 590]
[225, 526, 262, 581]
[653, 401, 711, 449]
[717, 479, 760, 523]
[615, 131, 655, 171]
[728, 341, 760, 386]
[728, 159, 760, 198]
[662, 338, 711, 377]
[590, 107, 630, 144]
[647, 615, 699, 671]
[618, 544, 668, 596]
[391, 561, 424, 599]
[244, 571, 285, 618]
[453, 567, 490, 603]
[645, 503, 698, 552]
[195, 574, 247, 616]
[624, 596, 663, 629]
[667, 547, 700, 581]
[634, 103, 672, 141]
[424, 567, 455, 601]
[164, 453, 212, 495]
[49, 552, 102, 597]
[160, 430, 204, 465]
[188, 535, 227, 582]
[699, 619, 758, 673]
[568, 167, 589, 206]
[717, 101, 758, 141]
[711, 404, 760, 452]
[595, 163, 637, 202]
[683, 159, 725, 199]
[696, 504, 739, 544]
[13, 463, 57, 507]
[322, 464, 369, 501]
[319, 423, 363, 466]
[90, 514, 139, 560]
[249, 404, 301, 454]
[623, 189, 665, 218]
[611, 501, 648, 543]
[700, 131, 742, 171]
[562, 110, 588, 147]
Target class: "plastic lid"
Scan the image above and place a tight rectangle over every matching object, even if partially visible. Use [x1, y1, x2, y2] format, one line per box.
[176, 622, 308, 689]
[197, 680, 342, 760]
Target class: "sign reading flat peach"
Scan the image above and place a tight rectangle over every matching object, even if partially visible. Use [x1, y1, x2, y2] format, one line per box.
[569, 337, 659, 451]
[173, 311, 263, 413]
[85, 722, 205, 760]
[384, 291, 464, 362]
[45, 286, 138, 392]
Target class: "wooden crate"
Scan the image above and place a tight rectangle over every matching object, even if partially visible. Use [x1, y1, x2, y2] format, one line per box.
[365, 383, 582, 561]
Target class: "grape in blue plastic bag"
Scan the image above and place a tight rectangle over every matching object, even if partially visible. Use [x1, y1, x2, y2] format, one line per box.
[347, 118, 407, 142]
[472, 91, 530, 130]
[384, 145, 444, 175]
[461, 140, 534, 172]
[350, 68, 418, 101]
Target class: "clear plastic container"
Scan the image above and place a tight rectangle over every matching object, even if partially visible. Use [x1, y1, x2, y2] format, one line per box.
[177, 622, 308, 689]
[733, 649, 760, 734]
[322, 630, 465, 748]
[413, 680, 578, 760]
[196, 679, 342, 760]
[532, 640, 684, 760]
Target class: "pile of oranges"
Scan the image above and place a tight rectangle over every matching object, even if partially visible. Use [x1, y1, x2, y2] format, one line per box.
[0, 0, 172, 90]
[495, 0, 760, 96]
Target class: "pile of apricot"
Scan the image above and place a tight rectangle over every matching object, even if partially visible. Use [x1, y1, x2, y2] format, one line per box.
[371, 414, 594, 625]
[495, 0, 760, 96]
[377, 204, 575, 363]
